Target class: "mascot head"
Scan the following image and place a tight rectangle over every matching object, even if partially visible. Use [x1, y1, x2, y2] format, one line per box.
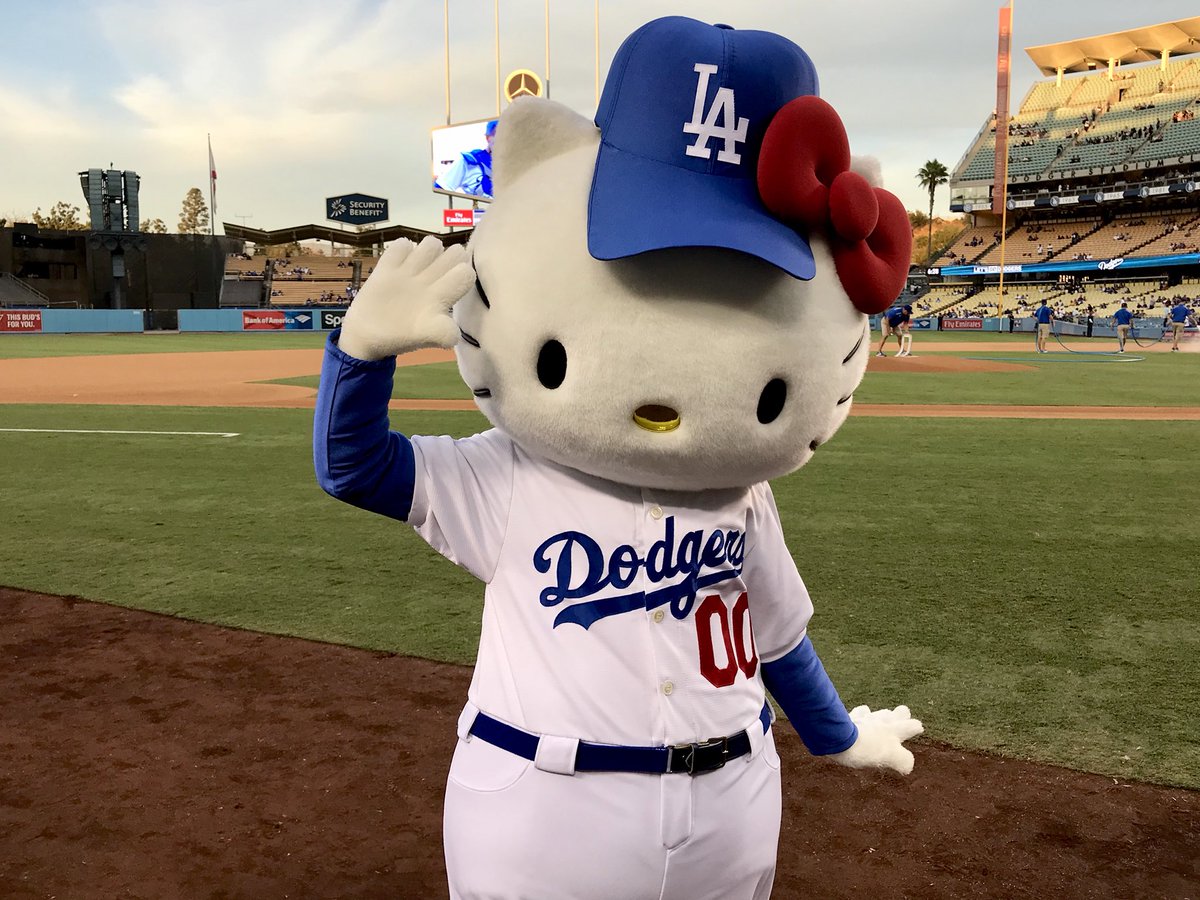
[456, 16, 910, 491]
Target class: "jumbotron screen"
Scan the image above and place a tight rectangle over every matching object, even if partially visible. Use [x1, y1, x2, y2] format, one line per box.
[431, 118, 498, 202]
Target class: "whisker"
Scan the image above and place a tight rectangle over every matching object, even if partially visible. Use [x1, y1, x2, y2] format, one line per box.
[842, 330, 864, 364]
[472, 387, 492, 398]
[459, 328, 481, 348]
[475, 276, 491, 309]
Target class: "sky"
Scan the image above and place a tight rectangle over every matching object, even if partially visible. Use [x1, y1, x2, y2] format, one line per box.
[2, 0, 1198, 236]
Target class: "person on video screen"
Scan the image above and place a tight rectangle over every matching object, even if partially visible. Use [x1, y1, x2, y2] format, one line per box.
[436, 120, 497, 199]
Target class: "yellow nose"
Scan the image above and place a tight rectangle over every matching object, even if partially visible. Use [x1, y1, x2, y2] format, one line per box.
[633, 405, 681, 433]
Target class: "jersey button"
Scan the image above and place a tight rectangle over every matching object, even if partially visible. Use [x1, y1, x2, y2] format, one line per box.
[652, 610, 665, 623]
[662, 681, 674, 696]
[649, 505, 664, 520]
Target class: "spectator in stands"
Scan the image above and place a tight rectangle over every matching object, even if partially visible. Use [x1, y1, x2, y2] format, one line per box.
[876, 304, 913, 357]
[1034, 299, 1054, 353]
[1169, 299, 1195, 352]
[1113, 302, 1135, 352]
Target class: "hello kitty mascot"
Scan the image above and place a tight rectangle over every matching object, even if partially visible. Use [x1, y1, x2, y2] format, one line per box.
[315, 16, 919, 900]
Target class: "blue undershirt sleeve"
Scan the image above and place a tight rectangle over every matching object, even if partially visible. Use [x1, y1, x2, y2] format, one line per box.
[761, 636, 859, 756]
[313, 329, 416, 521]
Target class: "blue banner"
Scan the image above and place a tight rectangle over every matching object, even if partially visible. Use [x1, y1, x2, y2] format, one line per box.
[284, 310, 314, 330]
[937, 252, 1200, 277]
[325, 193, 389, 225]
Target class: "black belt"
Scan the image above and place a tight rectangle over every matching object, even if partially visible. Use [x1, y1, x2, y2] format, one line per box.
[467, 703, 772, 776]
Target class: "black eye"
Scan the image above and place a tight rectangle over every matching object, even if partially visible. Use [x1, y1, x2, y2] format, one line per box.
[756, 378, 787, 424]
[537, 340, 567, 389]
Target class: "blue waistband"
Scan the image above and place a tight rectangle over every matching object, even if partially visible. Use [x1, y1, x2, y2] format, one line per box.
[468, 703, 773, 776]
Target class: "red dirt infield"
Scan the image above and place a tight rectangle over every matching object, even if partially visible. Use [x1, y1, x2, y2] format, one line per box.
[2, 347, 1197, 420]
[3, 587, 1197, 900]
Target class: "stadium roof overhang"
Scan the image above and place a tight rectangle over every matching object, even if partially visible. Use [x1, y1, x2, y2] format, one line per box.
[1026, 16, 1200, 75]
[221, 221, 471, 247]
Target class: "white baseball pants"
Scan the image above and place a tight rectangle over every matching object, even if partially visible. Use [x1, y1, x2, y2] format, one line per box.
[443, 727, 782, 899]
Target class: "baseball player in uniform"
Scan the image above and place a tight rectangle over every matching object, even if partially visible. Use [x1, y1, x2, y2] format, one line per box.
[315, 17, 921, 899]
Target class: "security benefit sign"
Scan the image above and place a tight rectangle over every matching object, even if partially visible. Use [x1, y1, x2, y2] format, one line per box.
[326, 193, 389, 226]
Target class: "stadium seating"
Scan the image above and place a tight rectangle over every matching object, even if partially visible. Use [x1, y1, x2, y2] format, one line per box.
[954, 55, 1200, 185]
[267, 280, 352, 306]
[971, 217, 1101, 265]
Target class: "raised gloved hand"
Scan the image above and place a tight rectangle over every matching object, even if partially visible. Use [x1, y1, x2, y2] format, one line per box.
[337, 235, 476, 361]
[829, 705, 923, 775]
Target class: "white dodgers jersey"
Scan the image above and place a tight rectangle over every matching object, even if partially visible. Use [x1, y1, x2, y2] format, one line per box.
[407, 429, 813, 745]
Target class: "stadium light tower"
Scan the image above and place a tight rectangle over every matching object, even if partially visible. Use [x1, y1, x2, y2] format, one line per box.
[79, 168, 141, 233]
[78, 167, 147, 311]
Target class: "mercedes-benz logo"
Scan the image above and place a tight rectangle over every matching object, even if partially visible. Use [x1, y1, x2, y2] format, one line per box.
[504, 69, 543, 102]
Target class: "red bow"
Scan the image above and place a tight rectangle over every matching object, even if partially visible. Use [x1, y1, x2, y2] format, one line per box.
[757, 96, 912, 315]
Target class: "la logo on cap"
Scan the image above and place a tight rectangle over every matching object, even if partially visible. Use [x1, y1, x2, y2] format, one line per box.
[588, 16, 821, 280]
[684, 64, 749, 164]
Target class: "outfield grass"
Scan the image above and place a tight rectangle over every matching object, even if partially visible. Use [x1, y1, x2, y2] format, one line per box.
[270, 340, 1200, 407]
[856, 350, 1200, 406]
[269, 362, 473, 401]
[0, 332, 328, 358]
[1, 401, 1197, 787]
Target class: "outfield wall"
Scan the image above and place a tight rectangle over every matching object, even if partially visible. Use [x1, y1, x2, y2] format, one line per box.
[0, 308, 144, 333]
[178, 308, 347, 332]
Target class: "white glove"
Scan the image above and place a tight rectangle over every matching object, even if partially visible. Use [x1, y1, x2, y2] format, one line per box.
[829, 705, 923, 775]
[337, 236, 476, 361]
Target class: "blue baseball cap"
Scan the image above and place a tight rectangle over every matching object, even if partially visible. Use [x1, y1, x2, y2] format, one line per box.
[589, 17, 820, 279]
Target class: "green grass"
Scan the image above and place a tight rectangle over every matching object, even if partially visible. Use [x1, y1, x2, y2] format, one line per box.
[268, 361, 473, 401]
[1, 402, 1197, 787]
[855, 349, 1200, 406]
[0, 332, 328, 358]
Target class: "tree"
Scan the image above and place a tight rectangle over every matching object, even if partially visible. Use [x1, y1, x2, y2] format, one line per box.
[178, 188, 210, 234]
[908, 209, 929, 230]
[139, 218, 168, 234]
[915, 160, 949, 263]
[31, 201, 88, 231]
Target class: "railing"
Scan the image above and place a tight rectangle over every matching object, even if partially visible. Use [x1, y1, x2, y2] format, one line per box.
[0, 272, 52, 306]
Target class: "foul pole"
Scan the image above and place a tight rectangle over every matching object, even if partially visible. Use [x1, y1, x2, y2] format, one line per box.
[994, 1, 1014, 315]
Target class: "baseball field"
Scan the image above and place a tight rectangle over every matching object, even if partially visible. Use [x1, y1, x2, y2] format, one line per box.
[2, 329, 1198, 898]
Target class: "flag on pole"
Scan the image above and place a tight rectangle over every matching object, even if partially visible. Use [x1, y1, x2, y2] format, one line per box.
[207, 134, 218, 233]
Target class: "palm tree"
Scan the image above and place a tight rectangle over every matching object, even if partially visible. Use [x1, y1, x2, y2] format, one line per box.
[916, 160, 949, 263]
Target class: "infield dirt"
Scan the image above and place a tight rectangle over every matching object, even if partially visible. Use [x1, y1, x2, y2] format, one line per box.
[2, 587, 1196, 900]
[3, 347, 1199, 419]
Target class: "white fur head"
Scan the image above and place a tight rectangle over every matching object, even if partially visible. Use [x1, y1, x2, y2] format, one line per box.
[455, 97, 870, 492]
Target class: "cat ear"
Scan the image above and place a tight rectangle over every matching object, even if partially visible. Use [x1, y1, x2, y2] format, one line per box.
[492, 97, 599, 192]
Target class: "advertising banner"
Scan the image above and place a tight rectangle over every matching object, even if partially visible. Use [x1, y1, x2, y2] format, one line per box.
[941, 317, 984, 330]
[242, 310, 285, 330]
[911, 318, 933, 330]
[0, 310, 43, 332]
[326, 193, 389, 226]
[443, 209, 475, 227]
[284, 310, 314, 330]
[319, 309, 348, 331]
